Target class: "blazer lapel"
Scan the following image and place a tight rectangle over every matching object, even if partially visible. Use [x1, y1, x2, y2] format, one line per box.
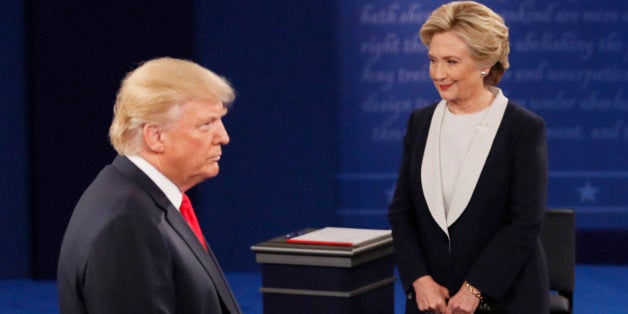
[446, 89, 509, 226]
[421, 100, 449, 237]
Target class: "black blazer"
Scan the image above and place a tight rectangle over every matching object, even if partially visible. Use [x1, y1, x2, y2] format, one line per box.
[58, 155, 241, 314]
[388, 101, 549, 313]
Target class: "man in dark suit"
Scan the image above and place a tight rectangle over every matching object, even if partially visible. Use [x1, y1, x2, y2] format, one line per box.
[57, 57, 241, 314]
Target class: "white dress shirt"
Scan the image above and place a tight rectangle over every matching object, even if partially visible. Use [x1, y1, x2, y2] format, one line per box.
[127, 155, 183, 211]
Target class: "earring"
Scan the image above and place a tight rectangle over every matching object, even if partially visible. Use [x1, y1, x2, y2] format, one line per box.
[480, 71, 487, 77]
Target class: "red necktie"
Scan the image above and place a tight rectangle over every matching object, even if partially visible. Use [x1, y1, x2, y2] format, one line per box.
[180, 193, 208, 251]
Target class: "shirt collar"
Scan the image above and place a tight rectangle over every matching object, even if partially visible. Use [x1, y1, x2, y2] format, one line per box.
[126, 155, 183, 210]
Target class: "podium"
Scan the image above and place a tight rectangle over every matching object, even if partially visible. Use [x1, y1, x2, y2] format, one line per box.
[251, 228, 395, 314]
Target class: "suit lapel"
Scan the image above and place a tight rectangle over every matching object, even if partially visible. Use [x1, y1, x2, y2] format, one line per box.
[446, 89, 509, 226]
[165, 208, 241, 313]
[421, 100, 449, 237]
[112, 156, 240, 313]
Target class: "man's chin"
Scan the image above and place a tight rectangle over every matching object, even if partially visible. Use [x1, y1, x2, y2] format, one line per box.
[203, 165, 220, 179]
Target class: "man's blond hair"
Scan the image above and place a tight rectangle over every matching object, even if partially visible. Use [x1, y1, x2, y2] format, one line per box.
[109, 57, 235, 155]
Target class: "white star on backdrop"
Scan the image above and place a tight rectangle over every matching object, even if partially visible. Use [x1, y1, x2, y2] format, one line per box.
[577, 182, 599, 203]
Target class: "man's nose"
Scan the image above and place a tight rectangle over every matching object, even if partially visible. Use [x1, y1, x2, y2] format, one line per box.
[214, 120, 230, 145]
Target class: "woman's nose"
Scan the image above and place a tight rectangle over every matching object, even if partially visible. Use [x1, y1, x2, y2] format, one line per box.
[431, 63, 446, 80]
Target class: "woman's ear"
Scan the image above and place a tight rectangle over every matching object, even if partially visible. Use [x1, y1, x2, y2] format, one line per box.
[480, 66, 491, 77]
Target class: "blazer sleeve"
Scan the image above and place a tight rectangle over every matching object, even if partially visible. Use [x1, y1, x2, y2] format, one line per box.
[466, 114, 548, 301]
[83, 211, 176, 314]
[388, 111, 430, 293]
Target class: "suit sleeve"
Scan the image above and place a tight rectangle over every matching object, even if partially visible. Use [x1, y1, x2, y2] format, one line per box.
[466, 115, 548, 301]
[83, 211, 175, 314]
[388, 112, 430, 293]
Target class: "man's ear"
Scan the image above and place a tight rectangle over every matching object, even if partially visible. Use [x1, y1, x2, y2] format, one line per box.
[142, 124, 165, 153]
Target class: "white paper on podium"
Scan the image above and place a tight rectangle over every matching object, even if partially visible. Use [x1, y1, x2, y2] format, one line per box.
[286, 227, 391, 246]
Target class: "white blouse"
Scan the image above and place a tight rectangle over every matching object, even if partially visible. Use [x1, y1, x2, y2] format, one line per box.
[439, 106, 489, 217]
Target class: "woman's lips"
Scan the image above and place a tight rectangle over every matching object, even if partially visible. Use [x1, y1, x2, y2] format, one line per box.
[439, 84, 452, 91]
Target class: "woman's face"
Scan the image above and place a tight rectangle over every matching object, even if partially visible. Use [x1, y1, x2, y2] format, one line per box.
[428, 31, 488, 107]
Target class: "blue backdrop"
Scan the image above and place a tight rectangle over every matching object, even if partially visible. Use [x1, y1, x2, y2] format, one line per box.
[0, 0, 28, 278]
[0, 0, 626, 279]
[336, 0, 628, 231]
[192, 1, 338, 270]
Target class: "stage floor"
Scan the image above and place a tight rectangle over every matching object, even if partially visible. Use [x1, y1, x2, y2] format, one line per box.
[1, 265, 626, 313]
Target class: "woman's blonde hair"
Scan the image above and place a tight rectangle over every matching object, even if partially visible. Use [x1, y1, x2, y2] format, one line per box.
[109, 57, 235, 155]
[420, 1, 510, 86]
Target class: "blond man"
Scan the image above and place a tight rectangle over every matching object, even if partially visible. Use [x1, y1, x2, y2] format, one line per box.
[58, 57, 241, 314]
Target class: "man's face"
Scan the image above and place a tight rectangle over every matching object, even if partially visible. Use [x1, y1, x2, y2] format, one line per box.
[158, 99, 229, 191]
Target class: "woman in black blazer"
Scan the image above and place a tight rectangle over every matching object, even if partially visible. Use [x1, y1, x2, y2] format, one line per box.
[388, 2, 549, 313]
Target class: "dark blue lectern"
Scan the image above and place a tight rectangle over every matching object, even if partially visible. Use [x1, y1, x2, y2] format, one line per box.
[251, 228, 395, 314]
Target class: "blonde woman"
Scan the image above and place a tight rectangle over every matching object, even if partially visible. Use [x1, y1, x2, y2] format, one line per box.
[388, 2, 549, 313]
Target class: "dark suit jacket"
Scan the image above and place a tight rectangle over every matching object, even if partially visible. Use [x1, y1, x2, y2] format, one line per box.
[58, 155, 241, 314]
[388, 101, 549, 313]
